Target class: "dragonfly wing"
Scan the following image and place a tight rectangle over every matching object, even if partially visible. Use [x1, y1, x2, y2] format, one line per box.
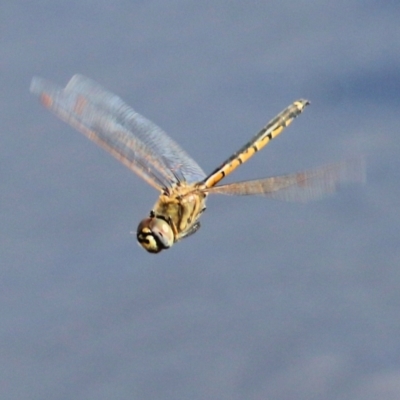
[205, 158, 365, 202]
[30, 75, 206, 190]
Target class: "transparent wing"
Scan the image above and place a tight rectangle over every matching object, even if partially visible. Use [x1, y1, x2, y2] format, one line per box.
[205, 158, 365, 202]
[30, 75, 206, 191]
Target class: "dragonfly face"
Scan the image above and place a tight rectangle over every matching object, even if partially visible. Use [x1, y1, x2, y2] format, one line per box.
[30, 75, 365, 254]
[136, 216, 174, 253]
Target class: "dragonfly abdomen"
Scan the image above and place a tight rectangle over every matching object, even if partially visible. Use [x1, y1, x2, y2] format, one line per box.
[203, 99, 310, 188]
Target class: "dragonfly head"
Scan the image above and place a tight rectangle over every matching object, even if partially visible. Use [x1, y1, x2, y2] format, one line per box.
[136, 217, 174, 253]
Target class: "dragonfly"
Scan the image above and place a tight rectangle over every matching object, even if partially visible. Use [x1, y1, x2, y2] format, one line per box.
[30, 75, 365, 253]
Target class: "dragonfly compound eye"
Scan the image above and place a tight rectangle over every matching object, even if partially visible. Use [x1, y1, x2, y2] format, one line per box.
[137, 217, 174, 253]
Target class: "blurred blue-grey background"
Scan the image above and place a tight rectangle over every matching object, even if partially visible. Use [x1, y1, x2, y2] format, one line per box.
[2, 1, 399, 399]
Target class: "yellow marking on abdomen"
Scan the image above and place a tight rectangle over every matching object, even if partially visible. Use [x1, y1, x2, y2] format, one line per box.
[202, 99, 309, 188]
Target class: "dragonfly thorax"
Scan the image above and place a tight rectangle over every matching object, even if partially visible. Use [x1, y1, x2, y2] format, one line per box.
[137, 184, 207, 253]
[136, 216, 174, 253]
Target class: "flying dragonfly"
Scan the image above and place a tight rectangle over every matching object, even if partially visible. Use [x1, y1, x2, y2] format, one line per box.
[30, 75, 365, 253]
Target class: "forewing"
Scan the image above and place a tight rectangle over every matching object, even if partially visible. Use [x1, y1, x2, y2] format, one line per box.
[205, 158, 365, 202]
[30, 75, 206, 190]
